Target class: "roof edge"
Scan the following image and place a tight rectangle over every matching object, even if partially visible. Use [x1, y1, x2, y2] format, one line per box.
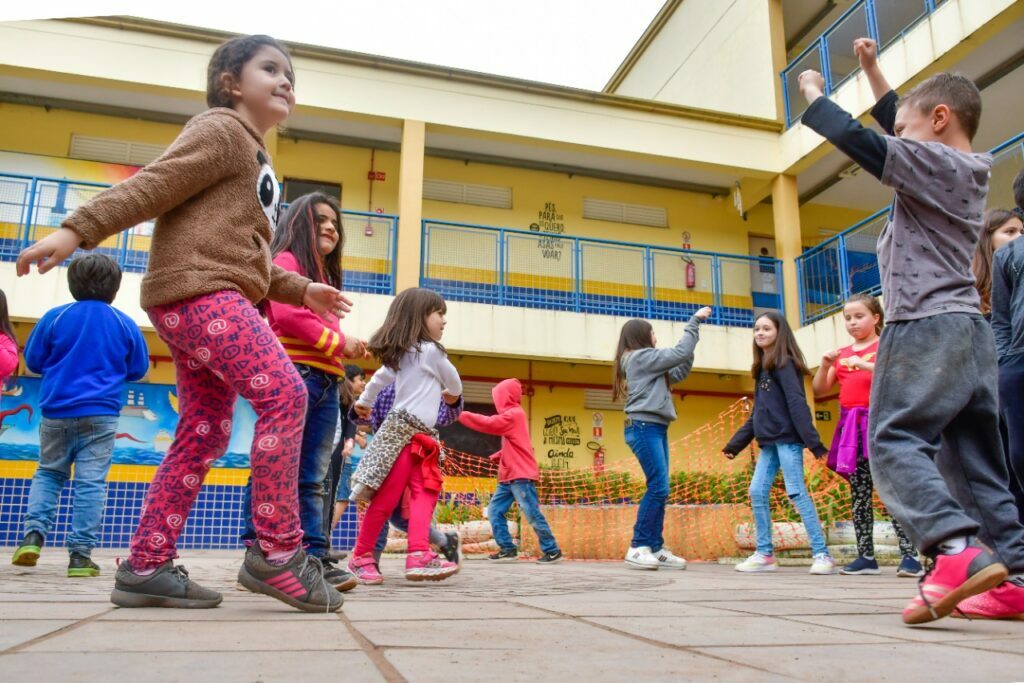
[64, 15, 781, 132]
[602, 0, 682, 94]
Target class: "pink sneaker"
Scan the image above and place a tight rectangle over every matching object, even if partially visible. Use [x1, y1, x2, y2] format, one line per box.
[901, 542, 1007, 625]
[953, 580, 1024, 620]
[348, 554, 383, 585]
[405, 551, 459, 582]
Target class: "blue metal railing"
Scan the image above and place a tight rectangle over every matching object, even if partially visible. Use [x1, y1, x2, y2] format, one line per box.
[420, 219, 784, 327]
[795, 130, 1024, 325]
[782, 0, 944, 127]
[0, 172, 398, 295]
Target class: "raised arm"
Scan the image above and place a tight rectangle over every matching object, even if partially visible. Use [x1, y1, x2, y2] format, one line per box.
[854, 38, 896, 134]
[635, 309, 710, 376]
[811, 349, 839, 397]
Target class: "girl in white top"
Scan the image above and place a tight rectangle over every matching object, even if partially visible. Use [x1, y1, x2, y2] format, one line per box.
[349, 288, 463, 583]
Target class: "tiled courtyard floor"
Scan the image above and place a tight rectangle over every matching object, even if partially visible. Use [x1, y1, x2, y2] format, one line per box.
[1, 549, 1022, 682]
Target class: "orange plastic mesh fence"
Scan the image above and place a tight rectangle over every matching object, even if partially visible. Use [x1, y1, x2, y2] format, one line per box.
[432, 399, 863, 560]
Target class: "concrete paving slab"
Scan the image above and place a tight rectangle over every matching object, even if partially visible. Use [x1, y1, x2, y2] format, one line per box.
[354, 616, 634, 650]
[384, 646, 797, 683]
[0, 650, 382, 682]
[689, 599, 897, 616]
[342, 599, 554, 621]
[98, 603, 347, 621]
[584, 614, 891, 647]
[946, 636, 1024, 654]
[0, 619, 75, 650]
[21, 618, 359, 652]
[509, 595, 737, 618]
[0, 602, 111, 620]
[697, 642, 1024, 682]
[784, 612, 1024, 643]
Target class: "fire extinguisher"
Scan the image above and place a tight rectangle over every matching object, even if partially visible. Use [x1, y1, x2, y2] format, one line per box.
[588, 441, 606, 474]
[684, 258, 696, 289]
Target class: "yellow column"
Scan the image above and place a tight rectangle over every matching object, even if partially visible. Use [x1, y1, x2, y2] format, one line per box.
[767, 0, 788, 122]
[771, 173, 820, 427]
[395, 119, 426, 293]
[771, 173, 803, 330]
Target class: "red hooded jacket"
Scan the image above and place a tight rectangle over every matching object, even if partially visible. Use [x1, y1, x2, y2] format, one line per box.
[457, 378, 539, 483]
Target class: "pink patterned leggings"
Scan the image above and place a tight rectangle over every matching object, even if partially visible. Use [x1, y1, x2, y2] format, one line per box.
[128, 290, 307, 570]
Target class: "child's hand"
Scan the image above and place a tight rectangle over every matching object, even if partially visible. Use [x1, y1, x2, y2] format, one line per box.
[798, 70, 826, 103]
[341, 336, 367, 359]
[354, 432, 368, 449]
[16, 227, 83, 276]
[853, 37, 878, 71]
[353, 403, 372, 419]
[694, 306, 713, 321]
[342, 438, 354, 458]
[304, 284, 353, 318]
[821, 349, 839, 367]
[722, 449, 737, 460]
[442, 391, 461, 405]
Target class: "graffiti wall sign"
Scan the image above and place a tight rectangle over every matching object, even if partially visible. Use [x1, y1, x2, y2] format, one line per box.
[530, 202, 567, 261]
[542, 414, 580, 469]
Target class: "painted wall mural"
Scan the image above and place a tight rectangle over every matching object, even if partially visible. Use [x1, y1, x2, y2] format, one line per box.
[0, 377, 258, 468]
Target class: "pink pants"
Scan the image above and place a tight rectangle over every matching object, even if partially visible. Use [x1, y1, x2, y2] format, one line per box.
[128, 291, 307, 570]
[353, 444, 440, 556]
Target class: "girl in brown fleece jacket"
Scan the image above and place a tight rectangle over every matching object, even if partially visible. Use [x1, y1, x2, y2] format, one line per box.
[16, 35, 349, 614]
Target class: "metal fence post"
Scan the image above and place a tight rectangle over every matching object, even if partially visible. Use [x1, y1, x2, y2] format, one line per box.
[21, 177, 39, 253]
[644, 246, 653, 318]
[836, 234, 852, 301]
[866, 0, 881, 43]
[419, 221, 428, 293]
[777, 259, 787, 322]
[497, 229, 506, 307]
[796, 256, 806, 326]
[711, 255, 723, 325]
[573, 238, 582, 313]
[820, 36, 833, 94]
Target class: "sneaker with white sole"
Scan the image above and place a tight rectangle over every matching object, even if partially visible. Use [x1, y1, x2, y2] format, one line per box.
[810, 553, 836, 575]
[652, 547, 687, 570]
[405, 551, 459, 581]
[735, 552, 777, 573]
[624, 546, 660, 570]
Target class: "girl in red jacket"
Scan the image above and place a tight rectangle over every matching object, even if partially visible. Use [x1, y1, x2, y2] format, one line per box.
[243, 192, 365, 592]
[459, 379, 563, 563]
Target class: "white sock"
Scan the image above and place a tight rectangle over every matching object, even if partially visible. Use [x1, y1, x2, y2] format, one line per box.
[936, 536, 969, 555]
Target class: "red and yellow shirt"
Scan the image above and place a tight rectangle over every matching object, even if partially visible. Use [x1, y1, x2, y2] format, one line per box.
[835, 340, 878, 409]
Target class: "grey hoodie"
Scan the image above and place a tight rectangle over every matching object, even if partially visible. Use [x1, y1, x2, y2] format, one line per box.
[622, 315, 703, 425]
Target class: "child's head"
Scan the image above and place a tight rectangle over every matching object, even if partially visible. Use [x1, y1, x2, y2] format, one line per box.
[206, 35, 295, 133]
[1013, 169, 1024, 213]
[67, 254, 122, 304]
[972, 208, 1023, 314]
[751, 312, 808, 379]
[895, 73, 981, 143]
[270, 192, 343, 289]
[612, 319, 656, 400]
[843, 294, 883, 340]
[345, 363, 367, 395]
[368, 288, 447, 371]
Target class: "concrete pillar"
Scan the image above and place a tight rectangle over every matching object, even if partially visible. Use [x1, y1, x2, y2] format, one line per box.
[771, 173, 804, 330]
[395, 119, 426, 293]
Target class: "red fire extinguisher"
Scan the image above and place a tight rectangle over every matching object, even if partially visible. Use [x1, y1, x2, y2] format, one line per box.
[684, 258, 696, 289]
[588, 441, 605, 475]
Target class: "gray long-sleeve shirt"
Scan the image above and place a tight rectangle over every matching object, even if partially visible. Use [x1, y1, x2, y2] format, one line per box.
[622, 315, 703, 425]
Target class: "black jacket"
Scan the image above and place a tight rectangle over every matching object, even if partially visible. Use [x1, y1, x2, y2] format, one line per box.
[993, 237, 1024, 361]
[724, 361, 827, 457]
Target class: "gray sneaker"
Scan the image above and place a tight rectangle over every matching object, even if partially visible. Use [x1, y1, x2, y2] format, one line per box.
[110, 560, 223, 609]
[237, 545, 343, 613]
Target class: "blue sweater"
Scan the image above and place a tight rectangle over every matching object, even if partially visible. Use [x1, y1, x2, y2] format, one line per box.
[25, 301, 150, 419]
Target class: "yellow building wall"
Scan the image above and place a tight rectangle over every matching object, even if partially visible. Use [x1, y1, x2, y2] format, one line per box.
[612, 0, 780, 121]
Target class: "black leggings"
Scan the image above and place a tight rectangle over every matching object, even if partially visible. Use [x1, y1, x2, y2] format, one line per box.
[849, 457, 916, 558]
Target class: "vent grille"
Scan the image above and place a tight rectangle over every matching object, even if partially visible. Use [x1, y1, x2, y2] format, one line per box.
[70, 135, 165, 166]
[583, 197, 667, 228]
[461, 380, 498, 405]
[583, 388, 624, 411]
[424, 179, 512, 209]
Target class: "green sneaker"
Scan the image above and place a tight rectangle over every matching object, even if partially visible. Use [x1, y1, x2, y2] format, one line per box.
[11, 531, 44, 567]
[68, 552, 100, 578]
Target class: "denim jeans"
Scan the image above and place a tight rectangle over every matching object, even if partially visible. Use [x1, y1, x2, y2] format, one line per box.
[489, 479, 559, 554]
[243, 365, 339, 557]
[749, 442, 828, 556]
[625, 420, 669, 552]
[22, 415, 119, 556]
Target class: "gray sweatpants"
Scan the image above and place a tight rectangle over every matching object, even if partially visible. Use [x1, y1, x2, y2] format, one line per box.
[868, 313, 1024, 571]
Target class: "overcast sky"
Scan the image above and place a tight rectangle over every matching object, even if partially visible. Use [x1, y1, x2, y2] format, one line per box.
[1, 1, 665, 91]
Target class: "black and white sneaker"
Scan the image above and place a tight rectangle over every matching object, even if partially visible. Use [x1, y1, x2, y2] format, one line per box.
[536, 550, 564, 564]
[488, 547, 518, 562]
[322, 559, 358, 592]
